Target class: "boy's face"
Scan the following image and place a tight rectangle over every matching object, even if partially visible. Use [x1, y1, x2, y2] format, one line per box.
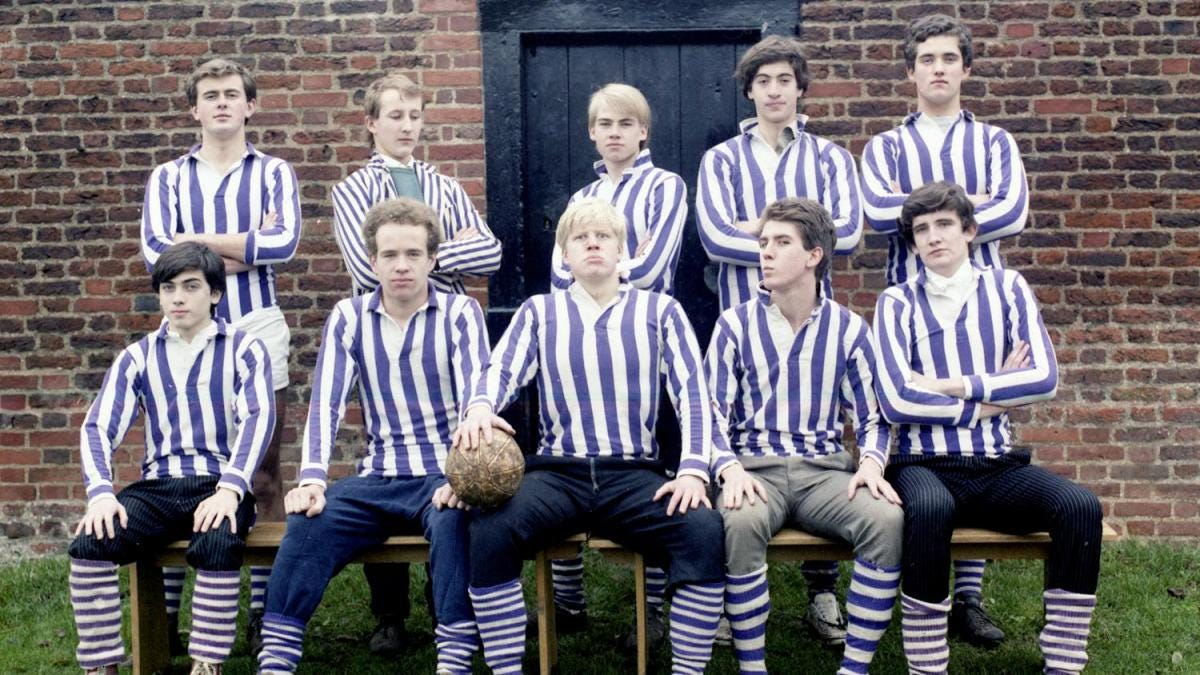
[908, 34, 970, 112]
[159, 270, 220, 338]
[748, 60, 801, 126]
[562, 221, 623, 284]
[589, 105, 647, 168]
[758, 219, 821, 292]
[368, 89, 423, 163]
[370, 222, 435, 305]
[191, 74, 255, 140]
[909, 209, 976, 277]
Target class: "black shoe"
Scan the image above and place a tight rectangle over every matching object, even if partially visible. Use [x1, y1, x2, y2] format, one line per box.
[246, 609, 264, 657]
[368, 620, 410, 656]
[950, 595, 1005, 649]
[526, 606, 589, 637]
[168, 613, 186, 658]
[622, 610, 666, 651]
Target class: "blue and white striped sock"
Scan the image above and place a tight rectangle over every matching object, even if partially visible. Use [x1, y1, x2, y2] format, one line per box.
[257, 613, 306, 674]
[901, 593, 951, 674]
[838, 558, 900, 675]
[249, 566, 271, 612]
[1040, 588, 1096, 674]
[470, 579, 526, 674]
[646, 566, 668, 617]
[162, 566, 186, 617]
[669, 580, 724, 675]
[188, 569, 240, 664]
[435, 619, 479, 674]
[801, 560, 840, 596]
[725, 566, 769, 675]
[70, 558, 125, 670]
[550, 554, 586, 614]
[952, 560, 986, 600]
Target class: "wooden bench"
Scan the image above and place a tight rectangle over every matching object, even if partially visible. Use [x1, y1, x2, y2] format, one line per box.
[129, 522, 1119, 675]
[533, 524, 1121, 675]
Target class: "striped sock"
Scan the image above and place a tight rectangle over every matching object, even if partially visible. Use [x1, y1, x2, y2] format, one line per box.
[257, 613, 306, 674]
[646, 566, 668, 617]
[1040, 589, 1097, 674]
[952, 560, 986, 600]
[801, 560, 840, 596]
[163, 566, 186, 616]
[838, 558, 900, 675]
[435, 619, 479, 674]
[669, 580, 724, 675]
[469, 579, 526, 674]
[900, 593, 951, 675]
[69, 558, 125, 670]
[551, 555, 586, 614]
[188, 570, 240, 664]
[725, 566, 769, 674]
[249, 566, 271, 612]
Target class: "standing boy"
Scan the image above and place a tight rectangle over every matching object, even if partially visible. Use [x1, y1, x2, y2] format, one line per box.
[140, 58, 300, 652]
[696, 34, 863, 645]
[69, 243, 275, 675]
[859, 14, 1031, 646]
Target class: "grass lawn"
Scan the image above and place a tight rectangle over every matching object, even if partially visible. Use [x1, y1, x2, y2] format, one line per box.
[1, 540, 1197, 673]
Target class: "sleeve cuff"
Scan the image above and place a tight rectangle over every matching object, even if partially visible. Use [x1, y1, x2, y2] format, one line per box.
[86, 488, 116, 506]
[677, 462, 710, 484]
[217, 475, 248, 500]
[963, 375, 984, 401]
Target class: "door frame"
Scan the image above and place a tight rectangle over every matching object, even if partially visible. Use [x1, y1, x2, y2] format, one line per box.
[479, 0, 800, 329]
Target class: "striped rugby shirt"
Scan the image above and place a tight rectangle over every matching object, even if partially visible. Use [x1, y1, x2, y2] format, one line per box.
[872, 264, 1057, 457]
[80, 319, 276, 504]
[860, 110, 1029, 286]
[707, 286, 890, 471]
[141, 143, 301, 322]
[332, 154, 502, 296]
[696, 116, 863, 310]
[470, 283, 715, 481]
[550, 150, 687, 295]
[299, 288, 489, 487]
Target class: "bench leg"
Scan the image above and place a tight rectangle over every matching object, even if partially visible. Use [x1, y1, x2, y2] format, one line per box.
[634, 553, 647, 675]
[129, 562, 171, 675]
[535, 550, 558, 674]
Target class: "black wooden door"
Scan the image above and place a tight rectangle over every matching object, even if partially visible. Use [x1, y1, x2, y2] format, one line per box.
[521, 31, 757, 345]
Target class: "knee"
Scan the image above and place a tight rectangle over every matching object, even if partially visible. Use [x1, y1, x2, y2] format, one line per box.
[1052, 485, 1103, 528]
[855, 501, 905, 567]
[721, 501, 772, 546]
[428, 507, 470, 542]
[905, 489, 955, 529]
[187, 529, 245, 571]
[69, 533, 125, 563]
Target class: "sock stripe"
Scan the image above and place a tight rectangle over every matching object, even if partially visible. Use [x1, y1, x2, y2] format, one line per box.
[839, 559, 900, 675]
[70, 559, 125, 670]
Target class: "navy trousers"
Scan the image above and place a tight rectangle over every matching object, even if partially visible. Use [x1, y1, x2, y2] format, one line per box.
[886, 450, 1103, 603]
[265, 474, 471, 626]
[69, 475, 256, 571]
[469, 456, 725, 589]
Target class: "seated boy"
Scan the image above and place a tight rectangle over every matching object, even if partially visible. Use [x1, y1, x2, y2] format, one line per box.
[709, 198, 902, 674]
[456, 198, 726, 674]
[69, 242, 275, 675]
[873, 181, 1102, 674]
[256, 199, 488, 674]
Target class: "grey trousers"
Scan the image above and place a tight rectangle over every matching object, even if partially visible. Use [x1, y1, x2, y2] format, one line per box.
[719, 452, 903, 575]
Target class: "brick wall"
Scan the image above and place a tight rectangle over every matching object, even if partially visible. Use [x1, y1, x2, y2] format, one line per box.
[1, 1, 1197, 557]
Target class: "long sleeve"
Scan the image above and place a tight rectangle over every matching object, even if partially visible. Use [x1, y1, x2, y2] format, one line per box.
[872, 290, 979, 428]
[79, 348, 144, 504]
[696, 147, 761, 266]
[450, 298, 491, 418]
[971, 128, 1029, 245]
[299, 304, 359, 488]
[434, 179, 502, 276]
[840, 326, 891, 469]
[141, 163, 180, 269]
[860, 132, 906, 235]
[961, 272, 1057, 405]
[221, 336, 276, 497]
[244, 158, 302, 266]
[471, 298, 541, 412]
[705, 316, 742, 475]
[822, 143, 864, 254]
[623, 174, 687, 290]
[659, 299, 714, 481]
[331, 176, 381, 294]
